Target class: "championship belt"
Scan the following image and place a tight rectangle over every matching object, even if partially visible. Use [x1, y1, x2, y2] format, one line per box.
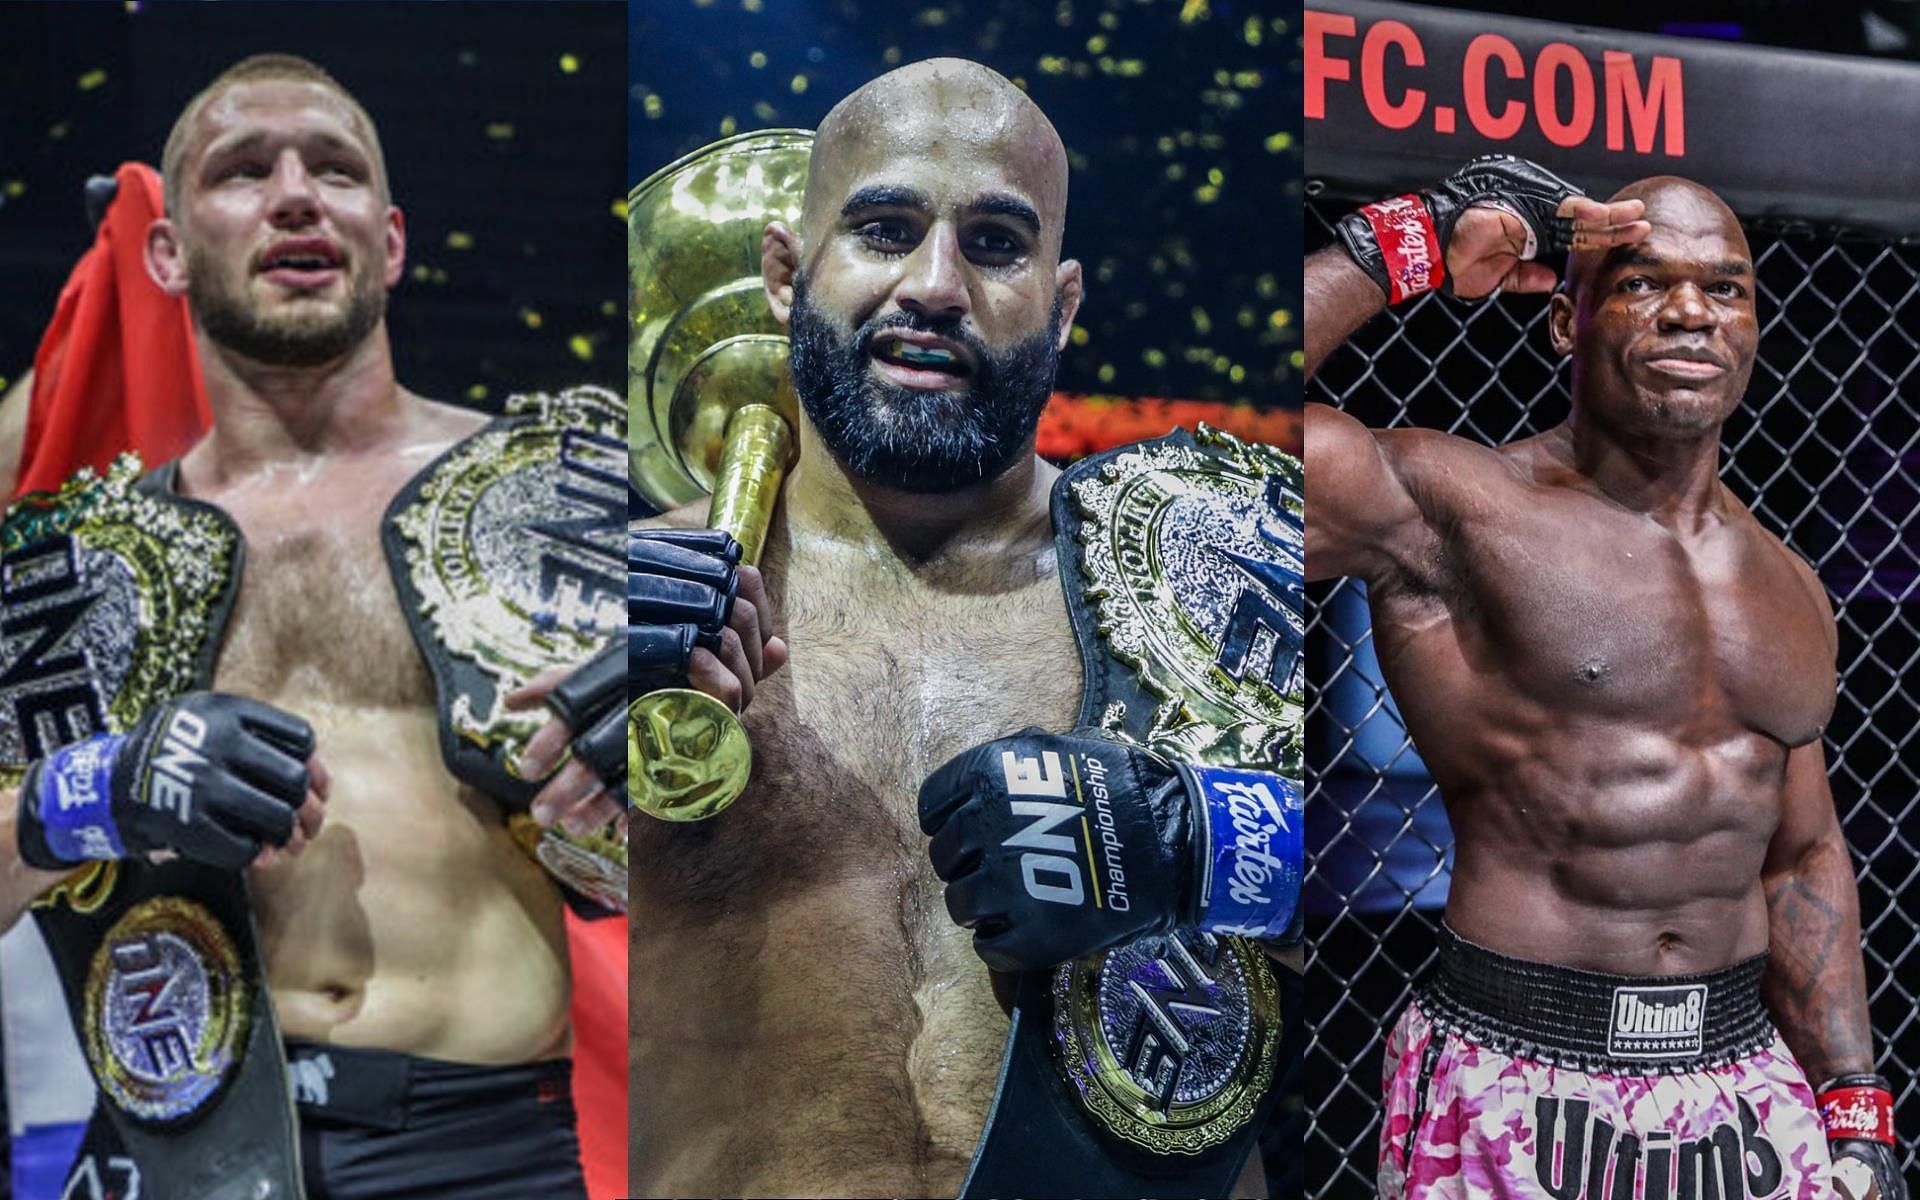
[2, 457, 305, 1200]
[383, 385, 629, 914]
[961, 426, 1304, 1198]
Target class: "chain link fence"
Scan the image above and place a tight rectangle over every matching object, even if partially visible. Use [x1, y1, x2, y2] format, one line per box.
[1304, 193, 1920, 1195]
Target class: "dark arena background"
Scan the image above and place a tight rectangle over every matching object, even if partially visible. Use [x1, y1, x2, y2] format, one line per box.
[0, 2, 627, 415]
[1305, 1, 1920, 1194]
[629, 0, 1306, 463]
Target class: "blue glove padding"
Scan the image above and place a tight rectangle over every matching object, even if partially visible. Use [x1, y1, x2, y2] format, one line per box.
[18, 692, 313, 871]
[918, 729, 1301, 971]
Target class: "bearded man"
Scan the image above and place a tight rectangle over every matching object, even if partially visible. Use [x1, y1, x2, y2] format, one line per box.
[628, 58, 1303, 1198]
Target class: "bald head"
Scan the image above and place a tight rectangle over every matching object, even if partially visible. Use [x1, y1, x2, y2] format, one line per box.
[801, 58, 1070, 255]
[1564, 176, 1747, 300]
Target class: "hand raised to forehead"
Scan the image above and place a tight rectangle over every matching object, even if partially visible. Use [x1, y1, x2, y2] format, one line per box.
[1447, 196, 1649, 299]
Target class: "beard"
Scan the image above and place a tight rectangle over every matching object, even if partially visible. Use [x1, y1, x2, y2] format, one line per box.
[186, 246, 385, 367]
[787, 278, 1061, 494]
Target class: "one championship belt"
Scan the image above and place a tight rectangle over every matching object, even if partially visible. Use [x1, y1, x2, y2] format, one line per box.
[2, 457, 305, 1200]
[962, 426, 1304, 1198]
[383, 385, 629, 914]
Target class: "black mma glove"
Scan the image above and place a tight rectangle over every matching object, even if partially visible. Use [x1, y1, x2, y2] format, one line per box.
[918, 729, 1302, 972]
[17, 692, 314, 872]
[545, 640, 626, 806]
[1820, 1074, 1906, 1199]
[1334, 154, 1584, 304]
[629, 528, 740, 693]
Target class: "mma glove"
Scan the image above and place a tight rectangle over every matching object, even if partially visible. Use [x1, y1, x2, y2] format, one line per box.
[17, 692, 314, 872]
[1334, 153, 1584, 304]
[1820, 1074, 1906, 1200]
[544, 640, 627, 806]
[918, 728, 1302, 972]
[629, 528, 741, 693]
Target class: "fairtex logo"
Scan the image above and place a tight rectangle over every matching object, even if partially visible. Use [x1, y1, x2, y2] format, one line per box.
[53, 740, 109, 812]
[1607, 984, 1706, 1058]
[1218, 778, 1292, 911]
[1363, 195, 1441, 301]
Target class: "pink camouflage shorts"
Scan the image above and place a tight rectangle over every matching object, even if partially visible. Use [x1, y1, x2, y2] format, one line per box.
[1378, 927, 1833, 1199]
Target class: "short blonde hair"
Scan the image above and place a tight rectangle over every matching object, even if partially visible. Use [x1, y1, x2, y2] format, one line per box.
[160, 54, 389, 216]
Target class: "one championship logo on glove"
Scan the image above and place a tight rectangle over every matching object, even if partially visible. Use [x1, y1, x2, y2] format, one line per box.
[999, 747, 1131, 913]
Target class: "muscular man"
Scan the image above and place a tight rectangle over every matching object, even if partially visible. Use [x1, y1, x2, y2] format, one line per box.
[628, 59, 1299, 1197]
[1306, 159, 1904, 1198]
[0, 55, 622, 1197]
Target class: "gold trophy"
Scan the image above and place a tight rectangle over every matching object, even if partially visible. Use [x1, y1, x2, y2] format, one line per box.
[627, 129, 812, 821]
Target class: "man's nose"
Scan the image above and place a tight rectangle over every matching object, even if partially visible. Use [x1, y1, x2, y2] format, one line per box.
[1656, 281, 1715, 332]
[895, 224, 970, 322]
[265, 151, 321, 226]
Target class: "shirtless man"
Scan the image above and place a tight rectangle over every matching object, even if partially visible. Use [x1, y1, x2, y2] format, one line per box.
[0, 55, 620, 1197]
[1305, 158, 1903, 1198]
[628, 59, 1298, 1197]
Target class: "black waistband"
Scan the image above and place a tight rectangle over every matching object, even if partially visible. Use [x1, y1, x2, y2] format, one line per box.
[1418, 925, 1776, 1074]
[285, 1041, 573, 1130]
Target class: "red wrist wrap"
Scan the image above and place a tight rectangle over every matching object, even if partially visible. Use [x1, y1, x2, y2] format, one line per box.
[1819, 1084, 1897, 1146]
[1358, 194, 1446, 305]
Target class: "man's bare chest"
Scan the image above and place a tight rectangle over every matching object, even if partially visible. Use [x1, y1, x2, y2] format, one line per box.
[1429, 504, 1834, 742]
[632, 574, 1085, 913]
[206, 490, 430, 708]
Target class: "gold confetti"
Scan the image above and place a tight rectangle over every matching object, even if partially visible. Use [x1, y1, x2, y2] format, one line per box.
[1098, 11, 1118, 29]
[749, 51, 767, 69]
[467, 384, 489, 401]
[1192, 308, 1212, 335]
[446, 231, 473, 250]
[1097, 363, 1116, 384]
[520, 308, 543, 329]
[743, 0, 762, 9]
[5, 180, 24, 198]
[1290, 349, 1306, 369]
[411, 264, 431, 281]
[1269, 309, 1293, 329]
[485, 122, 514, 140]
[611, 198, 627, 220]
[1244, 17, 1262, 45]
[78, 69, 107, 91]
[48, 121, 70, 141]
[789, 74, 808, 94]
[559, 54, 579, 74]
[1207, 167, 1224, 186]
[753, 101, 776, 121]
[719, 115, 737, 135]
[600, 300, 617, 317]
[1179, 0, 1208, 23]
[1070, 325, 1090, 345]
[1229, 365, 1246, 383]
[1193, 185, 1218, 204]
[1086, 34, 1107, 53]
[884, 47, 903, 64]
[568, 335, 594, 361]
[644, 95, 663, 119]
[916, 7, 949, 26]
[1264, 132, 1293, 153]
[1142, 348, 1166, 368]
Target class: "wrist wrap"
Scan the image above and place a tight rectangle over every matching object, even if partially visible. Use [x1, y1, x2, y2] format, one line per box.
[19, 734, 129, 868]
[1820, 1074, 1897, 1146]
[1186, 765, 1302, 939]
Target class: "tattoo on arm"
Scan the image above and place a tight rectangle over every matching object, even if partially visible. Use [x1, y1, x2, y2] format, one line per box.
[1762, 862, 1873, 1084]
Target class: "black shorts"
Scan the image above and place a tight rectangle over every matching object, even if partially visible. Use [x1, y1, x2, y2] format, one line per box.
[289, 1041, 588, 1200]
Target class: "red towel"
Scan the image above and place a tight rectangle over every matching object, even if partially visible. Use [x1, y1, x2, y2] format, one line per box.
[18, 161, 630, 1197]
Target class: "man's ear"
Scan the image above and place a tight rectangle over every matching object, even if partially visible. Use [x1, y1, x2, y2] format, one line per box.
[763, 220, 801, 328]
[1054, 258, 1084, 352]
[146, 218, 189, 298]
[383, 206, 407, 289]
[1547, 288, 1575, 357]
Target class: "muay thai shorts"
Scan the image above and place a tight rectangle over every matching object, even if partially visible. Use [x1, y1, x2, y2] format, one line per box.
[1378, 925, 1833, 1199]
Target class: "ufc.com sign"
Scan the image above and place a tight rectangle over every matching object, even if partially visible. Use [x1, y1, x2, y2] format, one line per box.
[1305, 9, 1686, 157]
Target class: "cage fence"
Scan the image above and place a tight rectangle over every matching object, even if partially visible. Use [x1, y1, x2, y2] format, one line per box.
[1304, 192, 1920, 1195]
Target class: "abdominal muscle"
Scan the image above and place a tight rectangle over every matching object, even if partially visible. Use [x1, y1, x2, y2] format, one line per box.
[248, 703, 572, 1064]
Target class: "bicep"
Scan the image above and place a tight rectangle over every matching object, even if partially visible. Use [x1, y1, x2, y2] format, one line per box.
[1302, 403, 1426, 583]
[1763, 738, 1845, 882]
